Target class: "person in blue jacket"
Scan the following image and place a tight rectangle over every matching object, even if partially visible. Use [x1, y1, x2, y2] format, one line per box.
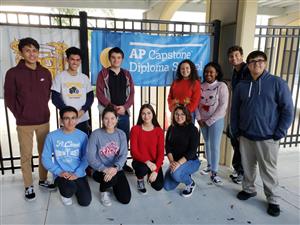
[231, 50, 294, 217]
[42, 106, 91, 206]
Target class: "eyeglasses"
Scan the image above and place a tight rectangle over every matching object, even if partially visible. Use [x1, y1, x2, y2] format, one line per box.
[248, 59, 266, 65]
[62, 116, 77, 121]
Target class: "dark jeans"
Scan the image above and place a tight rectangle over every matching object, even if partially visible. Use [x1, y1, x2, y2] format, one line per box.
[132, 160, 164, 191]
[55, 176, 91, 206]
[93, 170, 131, 204]
[76, 120, 91, 137]
[117, 114, 131, 168]
[231, 136, 244, 175]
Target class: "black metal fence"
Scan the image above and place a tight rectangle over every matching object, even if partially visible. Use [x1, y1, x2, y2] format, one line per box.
[254, 25, 300, 147]
[0, 11, 220, 174]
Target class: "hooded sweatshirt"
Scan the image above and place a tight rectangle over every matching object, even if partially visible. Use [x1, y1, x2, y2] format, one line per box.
[231, 70, 294, 141]
[4, 60, 52, 125]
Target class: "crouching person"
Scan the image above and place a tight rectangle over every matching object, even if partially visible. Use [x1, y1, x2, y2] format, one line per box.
[42, 106, 92, 206]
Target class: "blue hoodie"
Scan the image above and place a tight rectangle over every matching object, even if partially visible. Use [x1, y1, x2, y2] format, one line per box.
[231, 70, 294, 141]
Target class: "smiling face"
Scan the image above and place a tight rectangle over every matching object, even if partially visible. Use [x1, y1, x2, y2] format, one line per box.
[247, 56, 266, 79]
[141, 107, 153, 125]
[109, 52, 123, 68]
[20, 44, 39, 66]
[174, 109, 186, 125]
[67, 54, 81, 72]
[180, 62, 191, 79]
[102, 111, 118, 131]
[61, 111, 78, 133]
[228, 50, 243, 67]
[204, 66, 218, 83]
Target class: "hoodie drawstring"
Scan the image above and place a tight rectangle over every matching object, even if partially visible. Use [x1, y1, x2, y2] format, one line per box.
[248, 82, 253, 98]
[258, 79, 261, 95]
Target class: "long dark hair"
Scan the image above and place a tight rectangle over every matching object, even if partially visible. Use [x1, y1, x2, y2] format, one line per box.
[136, 104, 161, 128]
[101, 104, 118, 129]
[176, 59, 199, 83]
[203, 62, 224, 82]
[171, 104, 192, 126]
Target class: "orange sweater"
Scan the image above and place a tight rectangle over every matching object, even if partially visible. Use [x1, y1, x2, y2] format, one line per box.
[167, 79, 201, 112]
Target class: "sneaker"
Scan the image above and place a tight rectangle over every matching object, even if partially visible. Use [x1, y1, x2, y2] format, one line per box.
[182, 180, 196, 197]
[137, 179, 147, 195]
[123, 164, 134, 173]
[211, 174, 223, 185]
[25, 186, 36, 201]
[200, 167, 211, 175]
[267, 203, 280, 217]
[237, 191, 257, 200]
[100, 192, 112, 207]
[60, 195, 72, 206]
[232, 174, 243, 184]
[39, 180, 57, 191]
[229, 170, 238, 179]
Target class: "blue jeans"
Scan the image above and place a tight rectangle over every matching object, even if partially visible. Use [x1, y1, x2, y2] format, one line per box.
[117, 114, 130, 142]
[200, 118, 224, 173]
[164, 159, 200, 191]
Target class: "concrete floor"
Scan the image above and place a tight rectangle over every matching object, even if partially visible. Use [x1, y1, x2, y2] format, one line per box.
[1, 147, 299, 225]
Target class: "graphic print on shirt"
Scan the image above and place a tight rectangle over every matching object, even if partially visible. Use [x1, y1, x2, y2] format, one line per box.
[200, 86, 218, 112]
[99, 141, 120, 157]
[55, 140, 81, 163]
[63, 82, 83, 98]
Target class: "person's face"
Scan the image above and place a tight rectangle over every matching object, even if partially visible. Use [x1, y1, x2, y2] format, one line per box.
[61, 111, 78, 132]
[20, 45, 39, 65]
[109, 52, 123, 68]
[228, 51, 243, 66]
[180, 62, 191, 79]
[174, 109, 186, 125]
[67, 54, 81, 72]
[141, 107, 153, 125]
[204, 66, 218, 83]
[103, 112, 118, 130]
[247, 56, 266, 77]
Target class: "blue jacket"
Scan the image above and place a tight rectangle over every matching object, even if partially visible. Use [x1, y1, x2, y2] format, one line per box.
[231, 70, 294, 141]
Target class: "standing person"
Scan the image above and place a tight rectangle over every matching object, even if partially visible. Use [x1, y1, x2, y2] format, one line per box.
[167, 59, 201, 121]
[96, 47, 134, 173]
[4, 37, 56, 201]
[51, 47, 94, 136]
[42, 106, 91, 206]
[196, 62, 229, 185]
[164, 105, 200, 197]
[227, 45, 250, 184]
[231, 51, 294, 217]
[130, 104, 164, 194]
[87, 105, 131, 207]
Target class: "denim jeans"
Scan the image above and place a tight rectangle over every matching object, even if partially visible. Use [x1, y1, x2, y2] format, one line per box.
[164, 158, 200, 191]
[200, 118, 224, 173]
[117, 114, 130, 142]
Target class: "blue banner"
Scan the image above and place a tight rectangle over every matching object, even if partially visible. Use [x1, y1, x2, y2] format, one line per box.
[91, 31, 210, 86]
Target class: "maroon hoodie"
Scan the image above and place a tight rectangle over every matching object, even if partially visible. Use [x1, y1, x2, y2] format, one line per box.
[4, 60, 52, 125]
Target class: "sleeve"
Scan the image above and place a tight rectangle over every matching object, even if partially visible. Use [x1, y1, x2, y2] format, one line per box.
[42, 134, 63, 176]
[96, 70, 111, 107]
[167, 82, 175, 112]
[123, 72, 135, 110]
[51, 73, 61, 92]
[81, 91, 94, 112]
[86, 131, 107, 171]
[4, 70, 17, 117]
[230, 84, 241, 138]
[51, 90, 67, 110]
[205, 83, 229, 126]
[155, 128, 165, 172]
[187, 80, 201, 113]
[273, 80, 294, 140]
[74, 135, 89, 177]
[165, 126, 172, 155]
[130, 126, 145, 162]
[184, 126, 199, 160]
[114, 131, 128, 171]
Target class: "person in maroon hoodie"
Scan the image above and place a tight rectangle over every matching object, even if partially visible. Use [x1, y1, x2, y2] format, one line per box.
[4, 37, 56, 201]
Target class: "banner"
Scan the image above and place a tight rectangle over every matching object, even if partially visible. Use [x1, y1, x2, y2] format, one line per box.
[0, 26, 80, 98]
[91, 31, 210, 86]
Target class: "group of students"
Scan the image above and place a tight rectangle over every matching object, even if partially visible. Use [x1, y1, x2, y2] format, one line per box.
[4, 37, 294, 217]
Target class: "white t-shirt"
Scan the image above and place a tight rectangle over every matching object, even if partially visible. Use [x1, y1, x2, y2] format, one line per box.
[51, 70, 93, 124]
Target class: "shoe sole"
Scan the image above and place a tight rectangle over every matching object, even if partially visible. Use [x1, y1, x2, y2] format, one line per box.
[25, 196, 36, 201]
[237, 192, 257, 200]
[138, 190, 148, 195]
[181, 184, 196, 198]
[200, 171, 210, 175]
[101, 202, 112, 207]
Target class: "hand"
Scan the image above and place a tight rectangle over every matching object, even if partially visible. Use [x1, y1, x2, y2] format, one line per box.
[198, 120, 206, 127]
[116, 106, 126, 115]
[59, 172, 72, 179]
[146, 161, 157, 172]
[169, 161, 181, 173]
[103, 167, 117, 182]
[68, 174, 78, 181]
[78, 110, 85, 118]
[148, 171, 158, 183]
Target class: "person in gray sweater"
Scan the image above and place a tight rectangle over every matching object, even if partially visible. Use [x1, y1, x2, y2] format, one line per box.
[87, 105, 131, 206]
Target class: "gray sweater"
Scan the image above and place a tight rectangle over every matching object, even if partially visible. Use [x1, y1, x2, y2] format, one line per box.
[87, 128, 128, 171]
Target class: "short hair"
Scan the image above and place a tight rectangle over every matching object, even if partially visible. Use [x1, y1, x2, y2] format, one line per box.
[18, 37, 39, 52]
[108, 47, 124, 59]
[59, 106, 78, 119]
[65, 47, 82, 59]
[203, 62, 224, 81]
[101, 104, 118, 129]
[176, 59, 200, 83]
[171, 104, 192, 126]
[136, 104, 161, 128]
[227, 45, 243, 56]
[246, 50, 267, 63]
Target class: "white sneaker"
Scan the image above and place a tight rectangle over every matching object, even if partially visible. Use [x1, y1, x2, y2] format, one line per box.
[100, 192, 112, 207]
[61, 195, 72, 206]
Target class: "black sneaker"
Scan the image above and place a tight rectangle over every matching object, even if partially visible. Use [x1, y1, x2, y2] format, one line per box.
[232, 174, 243, 184]
[123, 164, 134, 173]
[137, 179, 147, 195]
[211, 174, 223, 186]
[39, 180, 57, 191]
[25, 186, 36, 201]
[182, 180, 196, 197]
[267, 204, 280, 217]
[237, 191, 257, 200]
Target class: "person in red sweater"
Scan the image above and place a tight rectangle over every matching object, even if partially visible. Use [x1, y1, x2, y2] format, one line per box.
[167, 59, 201, 121]
[130, 104, 164, 194]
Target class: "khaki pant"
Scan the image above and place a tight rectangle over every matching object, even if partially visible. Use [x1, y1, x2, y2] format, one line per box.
[16, 122, 49, 188]
[240, 136, 280, 204]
